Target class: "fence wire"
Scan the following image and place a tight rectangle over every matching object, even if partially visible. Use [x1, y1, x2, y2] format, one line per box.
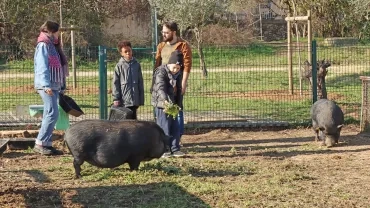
[0, 43, 368, 128]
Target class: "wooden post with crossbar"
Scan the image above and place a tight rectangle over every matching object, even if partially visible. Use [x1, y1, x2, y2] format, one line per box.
[285, 10, 312, 95]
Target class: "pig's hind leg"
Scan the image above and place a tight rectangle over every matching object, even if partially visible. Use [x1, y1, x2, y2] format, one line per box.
[313, 128, 320, 142]
[312, 120, 320, 142]
[73, 158, 84, 179]
[319, 131, 326, 146]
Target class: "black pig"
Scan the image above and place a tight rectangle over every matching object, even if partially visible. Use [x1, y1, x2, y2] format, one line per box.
[310, 99, 344, 147]
[64, 119, 169, 178]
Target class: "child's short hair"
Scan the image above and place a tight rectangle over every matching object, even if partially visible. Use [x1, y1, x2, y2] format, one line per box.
[117, 41, 132, 52]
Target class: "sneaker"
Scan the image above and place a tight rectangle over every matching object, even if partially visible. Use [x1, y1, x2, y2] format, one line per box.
[161, 152, 172, 158]
[33, 145, 63, 155]
[172, 151, 186, 158]
[33, 145, 53, 155]
[46, 146, 64, 155]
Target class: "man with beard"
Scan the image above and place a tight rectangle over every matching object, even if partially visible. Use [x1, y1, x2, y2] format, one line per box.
[154, 21, 192, 157]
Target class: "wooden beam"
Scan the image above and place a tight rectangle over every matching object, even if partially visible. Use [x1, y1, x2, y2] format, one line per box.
[285, 16, 309, 21]
[307, 10, 312, 63]
[287, 17, 293, 95]
[71, 25, 77, 89]
[60, 26, 81, 31]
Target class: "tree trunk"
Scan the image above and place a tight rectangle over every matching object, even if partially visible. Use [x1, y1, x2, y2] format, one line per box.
[194, 27, 208, 78]
[235, 12, 239, 32]
[197, 43, 207, 78]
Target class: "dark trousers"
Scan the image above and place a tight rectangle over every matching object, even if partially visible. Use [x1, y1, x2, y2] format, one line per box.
[175, 73, 184, 137]
[176, 94, 184, 137]
[127, 106, 138, 119]
[155, 107, 181, 152]
[178, 110, 184, 136]
[152, 95, 184, 136]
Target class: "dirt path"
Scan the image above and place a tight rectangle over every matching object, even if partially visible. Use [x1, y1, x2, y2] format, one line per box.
[0, 125, 369, 207]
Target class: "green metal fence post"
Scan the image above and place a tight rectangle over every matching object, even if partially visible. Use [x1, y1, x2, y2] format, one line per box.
[152, 7, 158, 68]
[151, 7, 158, 121]
[312, 40, 317, 104]
[98, 45, 108, 119]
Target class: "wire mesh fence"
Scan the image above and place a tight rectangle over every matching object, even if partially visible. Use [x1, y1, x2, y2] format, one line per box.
[0, 42, 369, 128]
[316, 45, 370, 126]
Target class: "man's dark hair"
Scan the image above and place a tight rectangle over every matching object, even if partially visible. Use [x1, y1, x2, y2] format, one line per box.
[117, 40, 132, 52]
[163, 21, 178, 32]
[40, 21, 59, 33]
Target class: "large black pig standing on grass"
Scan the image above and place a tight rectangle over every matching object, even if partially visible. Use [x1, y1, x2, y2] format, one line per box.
[310, 99, 344, 147]
[64, 119, 169, 178]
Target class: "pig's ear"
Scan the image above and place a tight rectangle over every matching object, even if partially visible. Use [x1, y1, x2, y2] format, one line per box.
[337, 124, 343, 129]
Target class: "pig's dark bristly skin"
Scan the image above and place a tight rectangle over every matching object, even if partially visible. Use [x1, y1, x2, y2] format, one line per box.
[64, 120, 168, 178]
[311, 99, 344, 147]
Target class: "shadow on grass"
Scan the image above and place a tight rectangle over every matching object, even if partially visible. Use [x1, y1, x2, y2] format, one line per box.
[183, 136, 314, 147]
[0, 182, 211, 208]
[252, 147, 370, 159]
[184, 134, 370, 159]
[24, 169, 51, 183]
[184, 126, 290, 135]
[186, 144, 300, 153]
[2, 151, 30, 158]
[184, 132, 370, 147]
[184, 166, 254, 177]
[254, 134, 370, 158]
[141, 160, 254, 177]
[0, 169, 51, 183]
[328, 71, 370, 89]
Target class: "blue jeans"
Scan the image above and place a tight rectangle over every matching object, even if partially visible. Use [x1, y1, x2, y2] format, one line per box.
[155, 107, 181, 152]
[36, 90, 59, 146]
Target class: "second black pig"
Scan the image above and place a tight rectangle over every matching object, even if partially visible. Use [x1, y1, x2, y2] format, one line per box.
[310, 99, 344, 147]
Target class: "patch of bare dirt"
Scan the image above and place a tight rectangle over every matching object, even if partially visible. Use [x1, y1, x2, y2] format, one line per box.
[1, 86, 349, 102]
[0, 125, 369, 207]
[0, 85, 36, 94]
[202, 90, 347, 101]
[0, 85, 109, 96]
[1, 129, 64, 139]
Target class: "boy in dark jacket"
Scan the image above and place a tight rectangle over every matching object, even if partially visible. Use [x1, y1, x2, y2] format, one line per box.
[151, 50, 184, 157]
[112, 41, 144, 119]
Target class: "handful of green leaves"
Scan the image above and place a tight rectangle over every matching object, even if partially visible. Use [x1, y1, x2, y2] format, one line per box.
[163, 100, 181, 119]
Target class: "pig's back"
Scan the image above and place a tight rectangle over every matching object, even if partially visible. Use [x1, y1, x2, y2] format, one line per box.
[311, 99, 344, 127]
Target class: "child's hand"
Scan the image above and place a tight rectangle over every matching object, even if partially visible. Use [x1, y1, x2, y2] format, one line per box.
[113, 101, 121, 106]
[163, 100, 169, 113]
